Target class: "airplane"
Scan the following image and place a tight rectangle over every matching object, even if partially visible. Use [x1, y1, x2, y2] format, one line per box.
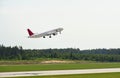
[27, 28, 63, 38]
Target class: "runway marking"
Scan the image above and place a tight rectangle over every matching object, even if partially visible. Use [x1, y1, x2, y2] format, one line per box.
[0, 68, 120, 77]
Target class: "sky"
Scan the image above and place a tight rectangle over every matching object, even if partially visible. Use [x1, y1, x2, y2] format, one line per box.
[0, 0, 120, 49]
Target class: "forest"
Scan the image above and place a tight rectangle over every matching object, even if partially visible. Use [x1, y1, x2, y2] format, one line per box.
[0, 45, 120, 62]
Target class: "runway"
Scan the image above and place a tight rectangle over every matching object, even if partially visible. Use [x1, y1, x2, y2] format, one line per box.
[0, 68, 120, 77]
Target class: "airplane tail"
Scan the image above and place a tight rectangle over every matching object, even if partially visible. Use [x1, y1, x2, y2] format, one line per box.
[27, 29, 34, 36]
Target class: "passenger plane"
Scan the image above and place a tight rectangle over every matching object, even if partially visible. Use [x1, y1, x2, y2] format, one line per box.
[27, 28, 63, 38]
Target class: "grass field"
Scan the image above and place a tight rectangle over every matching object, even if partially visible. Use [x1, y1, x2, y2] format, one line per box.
[8, 73, 120, 78]
[1, 61, 120, 78]
[0, 62, 120, 72]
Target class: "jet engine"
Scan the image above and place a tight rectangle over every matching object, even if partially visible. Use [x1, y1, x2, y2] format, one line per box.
[53, 32, 58, 36]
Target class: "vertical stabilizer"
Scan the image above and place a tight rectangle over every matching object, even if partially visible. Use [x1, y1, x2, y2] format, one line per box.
[27, 29, 34, 36]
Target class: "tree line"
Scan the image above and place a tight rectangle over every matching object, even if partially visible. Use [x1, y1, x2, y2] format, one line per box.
[0, 45, 120, 62]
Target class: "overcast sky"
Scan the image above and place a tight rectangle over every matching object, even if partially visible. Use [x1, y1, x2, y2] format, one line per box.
[0, 0, 120, 49]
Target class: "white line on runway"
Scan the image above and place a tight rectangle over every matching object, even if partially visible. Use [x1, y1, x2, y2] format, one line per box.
[0, 68, 120, 77]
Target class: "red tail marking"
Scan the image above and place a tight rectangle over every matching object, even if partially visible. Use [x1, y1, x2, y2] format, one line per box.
[27, 29, 34, 36]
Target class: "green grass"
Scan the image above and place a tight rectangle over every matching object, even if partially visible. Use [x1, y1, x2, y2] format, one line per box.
[0, 63, 120, 72]
[8, 73, 120, 78]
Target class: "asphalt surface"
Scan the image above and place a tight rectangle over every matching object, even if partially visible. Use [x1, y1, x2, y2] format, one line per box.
[0, 68, 120, 77]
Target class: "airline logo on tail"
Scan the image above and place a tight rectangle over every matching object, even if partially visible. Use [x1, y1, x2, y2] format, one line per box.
[27, 29, 34, 36]
[27, 28, 63, 38]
